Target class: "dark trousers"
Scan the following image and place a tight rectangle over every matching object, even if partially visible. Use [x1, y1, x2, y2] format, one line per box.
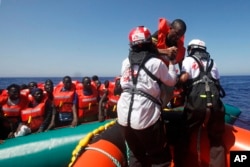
[173, 109, 226, 167]
[118, 119, 172, 167]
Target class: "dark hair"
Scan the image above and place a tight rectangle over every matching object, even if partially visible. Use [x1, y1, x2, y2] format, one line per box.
[20, 84, 28, 90]
[31, 88, 43, 96]
[7, 84, 21, 92]
[130, 42, 158, 53]
[104, 80, 109, 88]
[188, 49, 210, 60]
[63, 76, 72, 82]
[45, 79, 53, 85]
[92, 75, 99, 81]
[28, 81, 38, 87]
[171, 19, 187, 35]
[82, 76, 91, 83]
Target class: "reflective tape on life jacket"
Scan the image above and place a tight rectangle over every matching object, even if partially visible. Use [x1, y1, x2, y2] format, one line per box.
[108, 95, 120, 104]
[2, 95, 28, 126]
[21, 100, 46, 131]
[107, 95, 120, 112]
[106, 81, 118, 103]
[2, 95, 28, 117]
[2, 107, 20, 116]
[76, 85, 99, 118]
[54, 85, 75, 112]
[83, 97, 97, 102]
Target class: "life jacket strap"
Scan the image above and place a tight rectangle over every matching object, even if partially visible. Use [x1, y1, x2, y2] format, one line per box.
[123, 89, 161, 106]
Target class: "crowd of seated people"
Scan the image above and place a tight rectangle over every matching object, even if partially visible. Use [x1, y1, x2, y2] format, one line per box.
[0, 75, 122, 141]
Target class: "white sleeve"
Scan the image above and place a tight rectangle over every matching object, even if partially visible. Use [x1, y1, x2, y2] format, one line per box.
[211, 61, 220, 79]
[121, 58, 129, 75]
[157, 61, 177, 86]
[181, 57, 192, 74]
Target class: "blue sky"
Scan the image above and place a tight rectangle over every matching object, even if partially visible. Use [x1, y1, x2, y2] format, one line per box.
[0, 0, 250, 77]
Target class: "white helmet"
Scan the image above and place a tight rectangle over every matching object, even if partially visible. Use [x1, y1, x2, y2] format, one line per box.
[187, 39, 206, 51]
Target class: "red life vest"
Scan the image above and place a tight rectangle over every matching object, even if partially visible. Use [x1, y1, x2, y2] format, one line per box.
[76, 83, 99, 118]
[28, 94, 34, 102]
[53, 84, 76, 112]
[26, 90, 48, 103]
[106, 81, 120, 112]
[90, 80, 98, 90]
[37, 82, 45, 90]
[21, 98, 47, 131]
[73, 139, 125, 167]
[20, 88, 34, 102]
[0, 89, 8, 106]
[157, 18, 186, 65]
[2, 94, 29, 125]
[20, 88, 29, 97]
[57, 80, 79, 85]
[107, 81, 115, 96]
[107, 95, 120, 112]
[99, 84, 107, 98]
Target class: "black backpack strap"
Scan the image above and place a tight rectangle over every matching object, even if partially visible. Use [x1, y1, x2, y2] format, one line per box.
[142, 65, 162, 87]
[126, 51, 162, 127]
[123, 89, 161, 106]
[127, 51, 149, 127]
[189, 55, 206, 85]
[206, 59, 213, 74]
[190, 55, 214, 107]
[191, 54, 213, 75]
[191, 55, 205, 72]
[218, 84, 226, 98]
[192, 55, 226, 98]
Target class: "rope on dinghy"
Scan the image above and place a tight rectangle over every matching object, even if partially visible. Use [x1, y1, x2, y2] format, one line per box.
[68, 120, 116, 167]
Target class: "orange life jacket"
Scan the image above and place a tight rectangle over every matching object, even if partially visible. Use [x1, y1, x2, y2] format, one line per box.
[156, 18, 186, 65]
[20, 97, 47, 131]
[0, 89, 8, 106]
[37, 82, 45, 90]
[20, 88, 30, 97]
[98, 84, 107, 98]
[73, 139, 125, 167]
[108, 94, 120, 105]
[28, 94, 34, 102]
[26, 90, 48, 103]
[107, 94, 120, 112]
[2, 95, 29, 125]
[53, 84, 76, 112]
[107, 81, 115, 96]
[76, 83, 99, 118]
[106, 81, 120, 112]
[90, 80, 98, 89]
[20, 88, 34, 102]
[57, 80, 79, 86]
